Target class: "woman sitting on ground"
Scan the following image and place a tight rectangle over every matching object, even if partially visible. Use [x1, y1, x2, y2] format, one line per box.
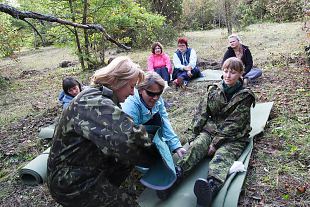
[222, 34, 262, 85]
[172, 37, 202, 88]
[147, 42, 172, 84]
[157, 57, 256, 205]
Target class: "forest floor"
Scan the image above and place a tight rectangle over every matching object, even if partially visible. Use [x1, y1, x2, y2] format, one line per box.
[0, 22, 309, 206]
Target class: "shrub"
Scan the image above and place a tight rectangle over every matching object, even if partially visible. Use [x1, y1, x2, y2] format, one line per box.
[265, 0, 304, 22]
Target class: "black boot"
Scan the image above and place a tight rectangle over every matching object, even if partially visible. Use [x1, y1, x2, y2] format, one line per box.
[156, 166, 183, 200]
[193, 178, 221, 207]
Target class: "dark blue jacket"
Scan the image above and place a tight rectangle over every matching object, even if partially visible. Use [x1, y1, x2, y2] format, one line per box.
[175, 48, 192, 66]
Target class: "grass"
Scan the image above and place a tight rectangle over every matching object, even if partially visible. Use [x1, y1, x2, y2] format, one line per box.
[0, 21, 309, 206]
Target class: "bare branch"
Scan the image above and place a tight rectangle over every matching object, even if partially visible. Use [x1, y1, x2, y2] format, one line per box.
[0, 3, 130, 50]
[22, 19, 45, 46]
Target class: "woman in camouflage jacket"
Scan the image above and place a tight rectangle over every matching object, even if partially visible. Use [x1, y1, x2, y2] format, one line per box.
[178, 57, 256, 207]
[47, 57, 158, 207]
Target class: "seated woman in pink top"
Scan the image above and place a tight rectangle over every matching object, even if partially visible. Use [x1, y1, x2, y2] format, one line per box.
[147, 42, 172, 84]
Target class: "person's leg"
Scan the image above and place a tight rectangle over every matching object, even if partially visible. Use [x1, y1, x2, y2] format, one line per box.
[208, 141, 247, 183]
[177, 132, 212, 176]
[194, 141, 247, 207]
[157, 67, 170, 83]
[189, 67, 202, 80]
[244, 68, 262, 80]
[49, 169, 137, 207]
[156, 132, 212, 200]
[172, 69, 187, 88]
[154, 67, 163, 78]
[172, 68, 182, 80]
[87, 171, 138, 207]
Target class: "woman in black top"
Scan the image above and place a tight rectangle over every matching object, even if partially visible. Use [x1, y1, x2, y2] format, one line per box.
[222, 34, 262, 85]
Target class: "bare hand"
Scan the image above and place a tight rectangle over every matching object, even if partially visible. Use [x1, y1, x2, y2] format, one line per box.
[176, 147, 187, 158]
[187, 70, 192, 77]
[184, 66, 192, 71]
[207, 144, 216, 157]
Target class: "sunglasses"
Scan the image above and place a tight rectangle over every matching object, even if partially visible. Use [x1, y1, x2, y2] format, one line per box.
[145, 90, 163, 97]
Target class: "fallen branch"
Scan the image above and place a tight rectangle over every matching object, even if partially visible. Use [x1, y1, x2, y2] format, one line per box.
[0, 3, 130, 50]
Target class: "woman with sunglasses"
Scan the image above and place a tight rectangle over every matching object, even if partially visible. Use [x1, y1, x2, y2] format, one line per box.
[122, 72, 187, 191]
[122, 72, 186, 199]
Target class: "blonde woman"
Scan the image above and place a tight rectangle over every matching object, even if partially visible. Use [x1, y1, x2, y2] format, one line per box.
[47, 57, 158, 207]
[222, 34, 262, 85]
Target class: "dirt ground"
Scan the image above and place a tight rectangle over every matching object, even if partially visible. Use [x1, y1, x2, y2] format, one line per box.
[0, 43, 309, 206]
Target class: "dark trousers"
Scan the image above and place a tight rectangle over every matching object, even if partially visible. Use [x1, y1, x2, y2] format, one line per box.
[154, 67, 170, 83]
[172, 67, 201, 81]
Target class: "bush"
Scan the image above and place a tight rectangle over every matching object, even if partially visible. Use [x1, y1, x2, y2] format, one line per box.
[93, 1, 177, 49]
[265, 0, 304, 22]
[0, 15, 23, 57]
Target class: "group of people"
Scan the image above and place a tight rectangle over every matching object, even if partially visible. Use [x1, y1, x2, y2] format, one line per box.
[48, 34, 260, 207]
[147, 35, 262, 89]
[147, 38, 202, 88]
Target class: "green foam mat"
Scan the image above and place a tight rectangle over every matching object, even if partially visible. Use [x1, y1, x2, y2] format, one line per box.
[138, 102, 273, 207]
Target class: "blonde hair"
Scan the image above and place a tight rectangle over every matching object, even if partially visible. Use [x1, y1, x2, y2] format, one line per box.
[137, 72, 165, 91]
[91, 56, 144, 90]
[228, 34, 241, 42]
[222, 57, 244, 73]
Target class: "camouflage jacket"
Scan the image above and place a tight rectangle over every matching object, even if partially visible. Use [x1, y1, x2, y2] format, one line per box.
[191, 81, 256, 148]
[47, 86, 156, 192]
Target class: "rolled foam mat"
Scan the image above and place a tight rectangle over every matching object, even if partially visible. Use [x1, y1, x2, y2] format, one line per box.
[19, 148, 50, 185]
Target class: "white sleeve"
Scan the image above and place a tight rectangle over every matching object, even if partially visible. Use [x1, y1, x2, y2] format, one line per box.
[189, 49, 197, 68]
[173, 53, 184, 70]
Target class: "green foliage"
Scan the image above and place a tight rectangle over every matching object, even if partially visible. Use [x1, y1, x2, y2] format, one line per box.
[0, 14, 23, 57]
[93, 0, 172, 49]
[182, 0, 215, 30]
[265, 0, 304, 22]
[181, 0, 304, 31]
[148, 0, 183, 25]
[234, 0, 268, 29]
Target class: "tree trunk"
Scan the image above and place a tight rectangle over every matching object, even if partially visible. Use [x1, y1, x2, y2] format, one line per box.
[224, 0, 232, 35]
[82, 0, 91, 69]
[68, 0, 85, 70]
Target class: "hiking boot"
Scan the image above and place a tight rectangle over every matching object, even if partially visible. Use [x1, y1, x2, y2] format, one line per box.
[172, 77, 184, 90]
[194, 178, 220, 207]
[156, 166, 183, 200]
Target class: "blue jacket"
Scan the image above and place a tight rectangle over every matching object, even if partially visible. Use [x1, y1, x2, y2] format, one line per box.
[58, 91, 74, 109]
[122, 89, 182, 152]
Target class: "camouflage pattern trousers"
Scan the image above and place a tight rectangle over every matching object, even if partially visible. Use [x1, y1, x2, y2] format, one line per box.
[177, 132, 247, 184]
[49, 170, 138, 207]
